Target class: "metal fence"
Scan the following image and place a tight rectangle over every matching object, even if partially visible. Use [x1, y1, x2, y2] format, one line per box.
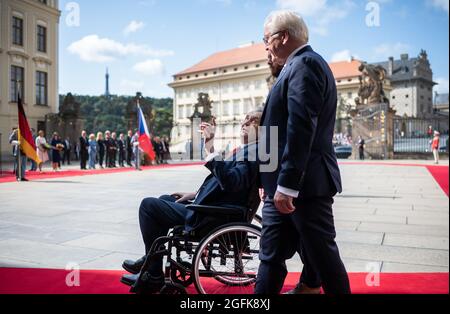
[393, 117, 449, 153]
[351, 103, 390, 159]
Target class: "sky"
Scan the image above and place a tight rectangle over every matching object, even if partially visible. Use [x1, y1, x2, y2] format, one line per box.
[59, 0, 449, 98]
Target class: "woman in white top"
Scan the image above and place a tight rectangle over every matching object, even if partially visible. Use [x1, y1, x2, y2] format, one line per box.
[35, 130, 49, 172]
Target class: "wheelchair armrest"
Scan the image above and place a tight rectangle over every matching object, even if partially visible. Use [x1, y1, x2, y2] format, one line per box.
[185, 204, 245, 217]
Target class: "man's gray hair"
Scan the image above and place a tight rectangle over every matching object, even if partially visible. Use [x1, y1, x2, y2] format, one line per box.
[264, 10, 309, 44]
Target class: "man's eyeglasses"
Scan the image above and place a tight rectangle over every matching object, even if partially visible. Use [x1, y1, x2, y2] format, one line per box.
[263, 31, 284, 45]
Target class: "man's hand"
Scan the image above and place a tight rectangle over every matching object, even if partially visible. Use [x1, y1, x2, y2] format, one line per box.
[200, 121, 216, 155]
[259, 188, 266, 201]
[171, 192, 196, 203]
[274, 190, 295, 214]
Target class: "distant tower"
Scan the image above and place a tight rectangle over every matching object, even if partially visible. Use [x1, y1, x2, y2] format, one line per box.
[105, 67, 110, 97]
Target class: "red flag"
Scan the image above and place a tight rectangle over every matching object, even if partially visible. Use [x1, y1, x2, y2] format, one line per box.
[18, 95, 41, 164]
[137, 104, 156, 160]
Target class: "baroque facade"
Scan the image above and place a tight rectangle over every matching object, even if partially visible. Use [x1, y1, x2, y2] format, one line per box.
[168, 43, 438, 154]
[0, 0, 60, 160]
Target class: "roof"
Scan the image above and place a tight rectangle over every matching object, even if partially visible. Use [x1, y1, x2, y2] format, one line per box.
[373, 56, 433, 83]
[173, 44, 363, 80]
[328, 60, 362, 80]
[175, 43, 267, 76]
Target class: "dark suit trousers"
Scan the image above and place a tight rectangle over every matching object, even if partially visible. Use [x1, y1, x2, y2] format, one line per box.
[138, 195, 188, 276]
[80, 150, 88, 169]
[255, 196, 350, 294]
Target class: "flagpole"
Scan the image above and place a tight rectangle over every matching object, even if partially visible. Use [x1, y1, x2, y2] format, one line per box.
[136, 97, 140, 170]
[17, 80, 22, 181]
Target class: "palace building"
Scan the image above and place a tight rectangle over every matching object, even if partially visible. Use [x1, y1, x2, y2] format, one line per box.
[0, 0, 60, 160]
[168, 43, 436, 154]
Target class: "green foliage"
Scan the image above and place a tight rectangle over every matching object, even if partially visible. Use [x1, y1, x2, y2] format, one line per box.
[59, 94, 173, 138]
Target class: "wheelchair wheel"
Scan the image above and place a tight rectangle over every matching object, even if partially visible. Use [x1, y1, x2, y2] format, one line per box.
[192, 223, 261, 294]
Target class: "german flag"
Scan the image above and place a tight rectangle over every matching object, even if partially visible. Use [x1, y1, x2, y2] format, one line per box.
[18, 95, 41, 164]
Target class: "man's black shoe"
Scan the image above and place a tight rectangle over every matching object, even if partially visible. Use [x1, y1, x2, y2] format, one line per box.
[122, 256, 146, 274]
[120, 273, 164, 293]
[121, 273, 139, 286]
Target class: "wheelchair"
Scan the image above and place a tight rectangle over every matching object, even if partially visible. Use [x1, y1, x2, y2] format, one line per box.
[130, 196, 263, 295]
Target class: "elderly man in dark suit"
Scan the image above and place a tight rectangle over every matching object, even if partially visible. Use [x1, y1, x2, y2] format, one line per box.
[79, 130, 89, 170]
[255, 10, 350, 294]
[120, 110, 262, 293]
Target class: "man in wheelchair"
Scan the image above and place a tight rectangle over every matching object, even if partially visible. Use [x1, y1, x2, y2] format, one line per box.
[120, 109, 262, 293]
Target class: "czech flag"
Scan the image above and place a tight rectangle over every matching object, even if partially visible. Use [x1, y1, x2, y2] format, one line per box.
[137, 104, 155, 160]
[18, 95, 41, 164]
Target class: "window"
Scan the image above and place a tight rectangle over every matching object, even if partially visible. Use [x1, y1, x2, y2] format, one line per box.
[186, 104, 192, 117]
[405, 94, 409, 98]
[392, 95, 396, 99]
[233, 83, 239, 92]
[37, 25, 47, 52]
[38, 0, 48, 4]
[12, 16, 23, 46]
[347, 92, 352, 99]
[243, 98, 251, 113]
[222, 101, 230, 116]
[10, 66, 24, 102]
[36, 71, 48, 105]
[178, 105, 184, 119]
[254, 80, 262, 90]
[233, 100, 241, 115]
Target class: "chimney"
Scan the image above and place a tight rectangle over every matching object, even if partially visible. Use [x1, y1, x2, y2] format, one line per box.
[388, 57, 394, 76]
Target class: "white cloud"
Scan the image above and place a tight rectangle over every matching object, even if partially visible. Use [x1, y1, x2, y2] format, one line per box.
[374, 42, 410, 58]
[133, 59, 165, 76]
[434, 77, 450, 94]
[67, 35, 174, 63]
[276, 0, 355, 36]
[331, 49, 360, 62]
[123, 20, 145, 35]
[427, 0, 449, 14]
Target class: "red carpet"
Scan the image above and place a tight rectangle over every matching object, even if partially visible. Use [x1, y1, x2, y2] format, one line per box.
[0, 268, 447, 294]
[426, 166, 449, 196]
[0, 162, 204, 184]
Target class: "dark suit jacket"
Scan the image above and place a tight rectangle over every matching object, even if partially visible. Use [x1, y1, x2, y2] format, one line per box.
[185, 142, 260, 232]
[79, 137, 89, 154]
[260, 45, 342, 199]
